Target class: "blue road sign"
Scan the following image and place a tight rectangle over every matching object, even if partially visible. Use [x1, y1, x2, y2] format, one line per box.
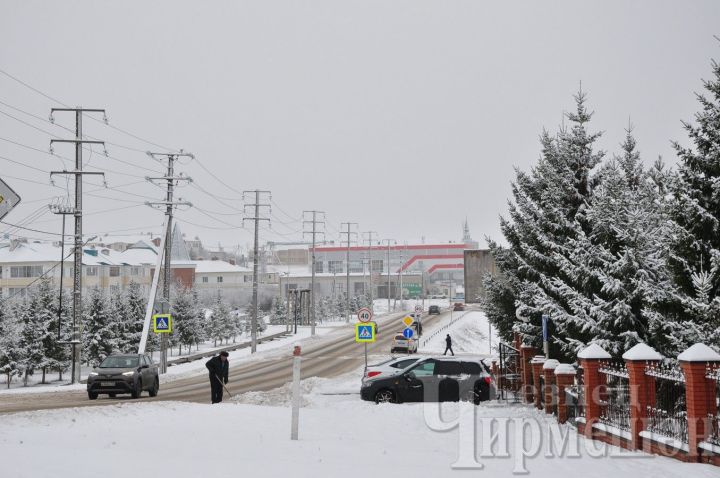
[355, 323, 376, 343]
[153, 313, 173, 333]
[541, 314, 549, 341]
[403, 328, 414, 339]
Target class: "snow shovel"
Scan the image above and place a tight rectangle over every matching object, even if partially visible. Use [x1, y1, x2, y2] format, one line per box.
[215, 374, 233, 398]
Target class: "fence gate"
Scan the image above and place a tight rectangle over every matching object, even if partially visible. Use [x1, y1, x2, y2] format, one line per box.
[498, 342, 521, 402]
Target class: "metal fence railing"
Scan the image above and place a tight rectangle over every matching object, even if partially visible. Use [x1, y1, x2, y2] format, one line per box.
[599, 361, 631, 431]
[645, 362, 688, 444]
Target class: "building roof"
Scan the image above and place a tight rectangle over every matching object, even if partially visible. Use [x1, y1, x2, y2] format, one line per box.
[193, 260, 252, 274]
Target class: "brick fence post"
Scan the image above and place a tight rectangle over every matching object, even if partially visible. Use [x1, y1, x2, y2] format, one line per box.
[520, 344, 537, 403]
[531, 355, 546, 410]
[578, 343, 612, 435]
[543, 359, 559, 415]
[623, 343, 662, 451]
[555, 364, 576, 424]
[678, 343, 720, 460]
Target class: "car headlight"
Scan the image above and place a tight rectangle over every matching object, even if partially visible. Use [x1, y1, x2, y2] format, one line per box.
[89, 372, 98, 376]
[122, 371, 135, 376]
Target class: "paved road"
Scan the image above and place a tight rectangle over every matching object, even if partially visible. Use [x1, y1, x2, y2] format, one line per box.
[0, 309, 453, 414]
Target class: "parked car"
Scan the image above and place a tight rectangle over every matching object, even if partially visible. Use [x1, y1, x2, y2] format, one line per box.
[453, 302, 465, 311]
[391, 332, 418, 354]
[428, 305, 441, 315]
[360, 357, 496, 404]
[87, 354, 159, 400]
[363, 356, 426, 382]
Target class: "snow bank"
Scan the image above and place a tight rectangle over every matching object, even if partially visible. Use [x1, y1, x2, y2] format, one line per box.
[419, 311, 497, 356]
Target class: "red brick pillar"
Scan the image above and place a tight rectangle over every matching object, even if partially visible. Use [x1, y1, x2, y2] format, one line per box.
[520, 344, 537, 403]
[578, 343, 612, 435]
[555, 364, 576, 424]
[543, 359, 559, 414]
[531, 356, 546, 410]
[623, 343, 662, 451]
[513, 330, 522, 351]
[678, 344, 720, 460]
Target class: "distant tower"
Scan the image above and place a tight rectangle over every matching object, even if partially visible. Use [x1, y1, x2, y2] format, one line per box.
[462, 218, 479, 249]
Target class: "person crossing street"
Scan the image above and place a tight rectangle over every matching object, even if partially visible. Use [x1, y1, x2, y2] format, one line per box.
[443, 334, 454, 356]
[205, 351, 230, 404]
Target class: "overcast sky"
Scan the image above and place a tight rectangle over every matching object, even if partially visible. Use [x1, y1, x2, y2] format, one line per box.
[1, 1, 719, 252]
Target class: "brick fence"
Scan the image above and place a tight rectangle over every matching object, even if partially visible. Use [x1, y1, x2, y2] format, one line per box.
[502, 338, 720, 466]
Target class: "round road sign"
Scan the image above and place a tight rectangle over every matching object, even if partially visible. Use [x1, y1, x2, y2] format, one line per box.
[357, 307, 373, 323]
[414, 305, 423, 313]
[403, 328, 414, 339]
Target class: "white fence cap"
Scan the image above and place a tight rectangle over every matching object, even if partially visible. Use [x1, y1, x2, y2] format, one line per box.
[543, 359, 560, 370]
[622, 343, 663, 361]
[677, 343, 720, 362]
[578, 343, 612, 360]
[554, 364, 576, 375]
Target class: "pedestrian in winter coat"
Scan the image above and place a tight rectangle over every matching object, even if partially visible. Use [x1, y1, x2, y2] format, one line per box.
[443, 334, 454, 356]
[206, 351, 230, 404]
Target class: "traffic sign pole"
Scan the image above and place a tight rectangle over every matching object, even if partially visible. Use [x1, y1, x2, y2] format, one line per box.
[291, 345, 302, 440]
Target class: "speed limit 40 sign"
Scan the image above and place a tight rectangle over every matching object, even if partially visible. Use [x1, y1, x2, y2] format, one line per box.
[357, 307, 373, 323]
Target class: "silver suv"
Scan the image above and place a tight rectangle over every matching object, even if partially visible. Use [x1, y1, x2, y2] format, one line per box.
[87, 354, 159, 400]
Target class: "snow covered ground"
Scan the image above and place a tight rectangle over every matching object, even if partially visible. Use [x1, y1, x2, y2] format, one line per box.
[419, 310, 499, 356]
[2, 369, 718, 478]
[2, 308, 717, 477]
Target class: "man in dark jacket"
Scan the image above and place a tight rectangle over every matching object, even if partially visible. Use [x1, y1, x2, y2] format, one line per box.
[206, 351, 229, 404]
[443, 334, 454, 356]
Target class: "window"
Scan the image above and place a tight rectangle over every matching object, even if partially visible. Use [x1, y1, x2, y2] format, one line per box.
[85, 266, 98, 276]
[244, 275, 251, 283]
[130, 267, 141, 276]
[371, 260, 383, 273]
[10, 265, 43, 278]
[314, 261, 324, 273]
[349, 261, 364, 273]
[411, 361, 436, 377]
[354, 282, 365, 295]
[328, 261, 343, 274]
[217, 276, 223, 283]
[435, 361, 463, 376]
[202, 276, 209, 283]
[392, 359, 418, 369]
[109, 266, 121, 277]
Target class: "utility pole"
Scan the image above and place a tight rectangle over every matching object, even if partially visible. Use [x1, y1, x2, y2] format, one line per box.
[381, 239, 396, 313]
[340, 222, 358, 323]
[49, 107, 106, 384]
[49, 200, 74, 340]
[362, 231, 376, 312]
[303, 210, 325, 336]
[243, 190, 271, 353]
[398, 242, 406, 310]
[146, 151, 193, 374]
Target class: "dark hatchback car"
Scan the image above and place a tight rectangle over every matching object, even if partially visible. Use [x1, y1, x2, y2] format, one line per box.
[87, 354, 159, 400]
[428, 305, 441, 315]
[360, 357, 495, 404]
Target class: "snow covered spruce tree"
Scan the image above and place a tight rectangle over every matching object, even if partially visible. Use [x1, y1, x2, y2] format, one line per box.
[18, 286, 49, 386]
[660, 59, 720, 354]
[173, 285, 203, 355]
[483, 91, 605, 358]
[40, 279, 70, 382]
[270, 296, 288, 325]
[562, 131, 675, 355]
[116, 281, 147, 354]
[209, 293, 231, 346]
[83, 288, 116, 366]
[0, 297, 23, 388]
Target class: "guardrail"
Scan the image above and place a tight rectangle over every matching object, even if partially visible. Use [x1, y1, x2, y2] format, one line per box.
[167, 330, 290, 366]
[421, 310, 470, 347]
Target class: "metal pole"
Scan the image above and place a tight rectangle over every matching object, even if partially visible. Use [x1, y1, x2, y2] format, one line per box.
[387, 242, 391, 313]
[160, 154, 176, 374]
[71, 109, 82, 384]
[251, 190, 260, 352]
[398, 244, 404, 311]
[346, 224, 351, 323]
[290, 345, 302, 440]
[310, 211, 316, 336]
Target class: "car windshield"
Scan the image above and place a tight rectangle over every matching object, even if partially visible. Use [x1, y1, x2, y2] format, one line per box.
[369, 357, 396, 367]
[394, 335, 406, 341]
[100, 356, 139, 368]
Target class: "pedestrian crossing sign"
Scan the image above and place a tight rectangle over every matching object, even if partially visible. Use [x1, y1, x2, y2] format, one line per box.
[153, 314, 173, 334]
[355, 323, 375, 343]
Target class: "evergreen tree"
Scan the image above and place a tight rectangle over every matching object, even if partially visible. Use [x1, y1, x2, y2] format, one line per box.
[173, 286, 202, 355]
[18, 291, 47, 386]
[270, 296, 288, 325]
[209, 295, 230, 346]
[662, 59, 720, 353]
[0, 298, 23, 388]
[37, 278, 69, 382]
[83, 288, 115, 366]
[117, 282, 147, 354]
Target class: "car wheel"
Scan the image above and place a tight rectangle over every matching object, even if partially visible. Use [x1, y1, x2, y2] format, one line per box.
[88, 392, 98, 400]
[131, 381, 142, 399]
[374, 389, 395, 404]
[149, 378, 159, 397]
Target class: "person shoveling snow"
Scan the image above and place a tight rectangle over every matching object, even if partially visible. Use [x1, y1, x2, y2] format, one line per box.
[205, 351, 230, 404]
